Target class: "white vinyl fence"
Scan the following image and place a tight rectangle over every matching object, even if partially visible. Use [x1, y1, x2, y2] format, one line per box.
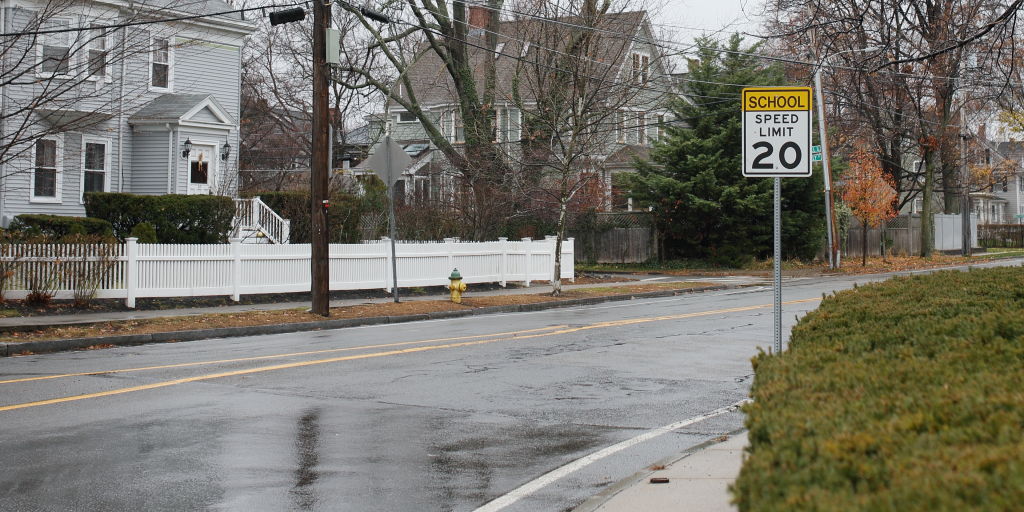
[1, 236, 574, 308]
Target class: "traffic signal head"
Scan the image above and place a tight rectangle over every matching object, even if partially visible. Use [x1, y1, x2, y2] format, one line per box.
[269, 7, 306, 26]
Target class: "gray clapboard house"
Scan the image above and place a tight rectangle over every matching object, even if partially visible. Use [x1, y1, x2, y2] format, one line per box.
[0, 0, 255, 227]
[366, 8, 674, 211]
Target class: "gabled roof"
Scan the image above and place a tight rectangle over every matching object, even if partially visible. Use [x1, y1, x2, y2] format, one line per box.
[391, 10, 652, 108]
[129, 93, 235, 125]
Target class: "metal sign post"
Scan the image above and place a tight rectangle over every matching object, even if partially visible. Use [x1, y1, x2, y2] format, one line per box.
[742, 87, 814, 353]
[357, 136, 412, 303]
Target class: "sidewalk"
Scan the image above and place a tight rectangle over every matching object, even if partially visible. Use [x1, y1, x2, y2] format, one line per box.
[1, 275, 766, 329]
[577, 432, 747, 512]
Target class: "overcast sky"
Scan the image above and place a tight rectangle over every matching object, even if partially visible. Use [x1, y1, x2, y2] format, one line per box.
[656, 0, 766, 42]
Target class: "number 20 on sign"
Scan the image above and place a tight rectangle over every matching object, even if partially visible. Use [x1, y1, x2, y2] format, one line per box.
[742, 87, 813, 178]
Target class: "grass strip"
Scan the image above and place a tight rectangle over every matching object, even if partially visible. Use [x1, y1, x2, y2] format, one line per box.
[734, 266, 1024, 510]
[2, 282, 706, 343]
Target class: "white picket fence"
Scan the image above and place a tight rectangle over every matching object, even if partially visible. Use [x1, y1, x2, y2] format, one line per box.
[1, 237, 574, 308]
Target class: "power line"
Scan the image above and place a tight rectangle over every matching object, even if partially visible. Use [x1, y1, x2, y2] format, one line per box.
[0, 2, 309, 38]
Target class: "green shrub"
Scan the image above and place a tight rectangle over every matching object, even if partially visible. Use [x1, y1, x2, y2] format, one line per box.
[257, 191, 363, 243]
[9, 214, 113, 239]
[130, 222, 158, 243]
[734, 266, 1024, 510]
[85, 192, 234, 243]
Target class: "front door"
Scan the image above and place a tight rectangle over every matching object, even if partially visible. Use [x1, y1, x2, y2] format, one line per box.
[187, 144, 216, 195]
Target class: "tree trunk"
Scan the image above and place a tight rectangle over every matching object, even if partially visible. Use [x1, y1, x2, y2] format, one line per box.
[551, 201, 567, 296]
[921, 148, 936, 257]
[862, 220, 868, 266]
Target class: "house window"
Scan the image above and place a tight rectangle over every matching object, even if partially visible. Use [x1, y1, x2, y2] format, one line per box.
[1019, 176, 1024, 193]
[631, 53, 649, 83]
[32, 137, 61, 201]
[88, 25, 109, 79]
[151, 37, 171, 89]
[508, 108, 521, 142]
[616, 111, 626, 143]
[447, 110, 464, 142]
[82, 140, 108, 199]
[495, 42, 505, 58]
[39, 19, 72, 75]
[396, 111, 417, 123]
[636, 112, 646, 145]
[656, 114, 666, 140]
[913, 198, 923, 213]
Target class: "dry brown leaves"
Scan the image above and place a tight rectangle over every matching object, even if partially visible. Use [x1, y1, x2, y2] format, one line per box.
[2, 281, 708, 344]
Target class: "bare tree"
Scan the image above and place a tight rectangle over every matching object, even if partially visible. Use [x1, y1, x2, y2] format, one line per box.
[332, 0, 526, 239]
[762, 0, 1021, 256]
[240, 7, 386, 195]
[501, 0, 670, 294]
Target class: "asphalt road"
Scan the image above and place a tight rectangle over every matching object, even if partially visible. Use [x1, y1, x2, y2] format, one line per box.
[2, 260, 1019, 512]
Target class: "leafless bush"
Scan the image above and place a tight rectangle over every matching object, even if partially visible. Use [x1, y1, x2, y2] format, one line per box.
[59, 234, 120, 307]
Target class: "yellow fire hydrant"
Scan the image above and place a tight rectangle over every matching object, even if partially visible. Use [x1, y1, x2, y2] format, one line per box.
[448, 268, 467, 304]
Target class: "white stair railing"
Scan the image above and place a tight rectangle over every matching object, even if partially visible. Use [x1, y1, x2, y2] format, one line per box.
[233, 197, 290, 244]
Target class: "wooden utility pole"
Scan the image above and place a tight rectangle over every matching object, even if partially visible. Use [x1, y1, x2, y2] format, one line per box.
[311, 0, 331, 316]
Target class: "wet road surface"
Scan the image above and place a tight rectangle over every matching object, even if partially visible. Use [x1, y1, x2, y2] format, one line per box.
[2, 262, 1017, 511]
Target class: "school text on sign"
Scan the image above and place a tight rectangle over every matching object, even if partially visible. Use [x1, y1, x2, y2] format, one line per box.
[741, 87, 813, 178]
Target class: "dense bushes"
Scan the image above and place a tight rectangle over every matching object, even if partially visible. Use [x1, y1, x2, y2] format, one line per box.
[85, 192, 234, 243]
[10, 214, 114, 238]
[734, 266, 1024, 510]
[257, 191, 365, 243]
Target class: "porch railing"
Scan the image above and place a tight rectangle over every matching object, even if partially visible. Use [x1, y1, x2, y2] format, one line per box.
[234, 196, 290, 244]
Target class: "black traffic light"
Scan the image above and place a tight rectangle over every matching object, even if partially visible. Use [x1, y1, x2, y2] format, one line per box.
[269, 7, 306, 25]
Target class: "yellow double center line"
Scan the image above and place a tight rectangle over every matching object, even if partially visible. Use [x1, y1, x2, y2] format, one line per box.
[0, 298, 820, 412]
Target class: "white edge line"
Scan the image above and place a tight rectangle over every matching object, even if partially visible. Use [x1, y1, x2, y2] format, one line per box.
[473, 398, 752, 512]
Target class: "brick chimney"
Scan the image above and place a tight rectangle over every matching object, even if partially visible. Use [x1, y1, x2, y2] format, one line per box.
[469, 5, 490, 29]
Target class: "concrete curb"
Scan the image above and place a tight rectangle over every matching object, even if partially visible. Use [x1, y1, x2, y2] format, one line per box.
[572, 427, 749, 512]
[2, 284, 733, 357]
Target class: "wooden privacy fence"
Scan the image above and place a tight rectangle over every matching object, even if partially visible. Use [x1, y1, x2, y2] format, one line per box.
[978, 224, 1024, 248]
[572, 212, 656, 263]
[845, 214, 978, 258]
[1, 236, 574, 307]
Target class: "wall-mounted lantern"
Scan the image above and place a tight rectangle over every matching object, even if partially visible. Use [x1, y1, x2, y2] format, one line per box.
[221, 140, 231, 161]
[181, 137, 192, 158]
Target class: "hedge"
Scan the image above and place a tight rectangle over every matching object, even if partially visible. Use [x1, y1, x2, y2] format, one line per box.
[85, 192, 234, 243]
[734, 266, 1024, 510]
[9, 214, 114, 239]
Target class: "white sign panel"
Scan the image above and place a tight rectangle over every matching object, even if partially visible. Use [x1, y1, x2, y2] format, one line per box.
[742, 87, 813, 178]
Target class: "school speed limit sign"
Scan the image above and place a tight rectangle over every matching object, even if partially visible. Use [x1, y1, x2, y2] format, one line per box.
[742, 87, 813, 177]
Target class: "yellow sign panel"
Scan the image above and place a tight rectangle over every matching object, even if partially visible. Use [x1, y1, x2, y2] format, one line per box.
[743, 88, 812, 112]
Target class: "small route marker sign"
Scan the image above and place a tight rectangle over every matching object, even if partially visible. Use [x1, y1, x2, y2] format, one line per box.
[742, 87, 813, 177]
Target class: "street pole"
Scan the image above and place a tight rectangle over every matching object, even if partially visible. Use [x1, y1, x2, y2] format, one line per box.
[310, 0, 331, 316]
[386, 135, 400, 303]
[813, 68, 839, 269]
[773, 177, 782, 354]
[961, 131, 972, 257]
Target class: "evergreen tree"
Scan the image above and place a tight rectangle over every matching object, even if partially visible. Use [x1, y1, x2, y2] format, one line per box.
[630, 35, 824, 265]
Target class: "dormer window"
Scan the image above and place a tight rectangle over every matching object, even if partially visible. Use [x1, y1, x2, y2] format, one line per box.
[631, 53, 649, 83]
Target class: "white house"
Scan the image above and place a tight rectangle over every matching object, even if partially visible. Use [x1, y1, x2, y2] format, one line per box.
[0, 0, 254, 226]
